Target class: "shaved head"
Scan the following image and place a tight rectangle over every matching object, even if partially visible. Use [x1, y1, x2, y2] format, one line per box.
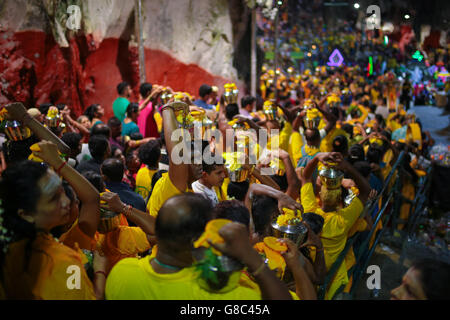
[156, 193, 213, 255]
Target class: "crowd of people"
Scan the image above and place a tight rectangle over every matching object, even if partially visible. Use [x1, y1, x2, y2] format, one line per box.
[0, 57, 449, 300]
[256, 5, 450, 109]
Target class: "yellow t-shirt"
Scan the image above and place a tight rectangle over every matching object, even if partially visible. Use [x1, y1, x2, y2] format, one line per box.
[146, 172, 183, 217]
[105, 256, 262, 300]
[300, 182, 363, 300]
[135, 166, 158, 200]
[239, 271, 300, 300]
[288, 131, 304, 167]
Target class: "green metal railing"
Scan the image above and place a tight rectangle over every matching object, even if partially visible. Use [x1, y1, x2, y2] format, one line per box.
[316, 151, 433, 300]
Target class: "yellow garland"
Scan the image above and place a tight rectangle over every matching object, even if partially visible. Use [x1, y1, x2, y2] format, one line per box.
[276, 208, 302, 227]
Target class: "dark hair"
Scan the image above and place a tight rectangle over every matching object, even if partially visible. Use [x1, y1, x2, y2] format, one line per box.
[199, 84, 212, 98]
[88, 135, 110, 162]
[375, 114, 385, 128]
[353, 161, 371, 178]
[303, 212, 324, 234]
[341, 123, 354, 139]
[38, 103, 53, 116]
[129, 132, 143, 140]
[411, 259, 450, 300]
[90, 123, 110, 138]
[107, 116, 122, 128]
[156, 193, 213, 253]
[212, 200, 250, 230]
[82, 171, 105, 192]
[61, 132, 82, 154]
[227, 181, 249, 201]
[146, 169, 167, 202]
[251, 195, 278, 236]
[138, 140, 161, 167]
[348, 144, 365, 164]
[366, 144, 383, 164]
[0, 161, 48, 274]
[380, 130, 391, 141]
[111, 145, 122, 158]
[225, 103, 239, 121]
[332, 135, 348, 155]
[270, 174, 288, 192]
[117, 82, 130, 95]
[139, 83, 153, 98]
[241, 95, 256, 109]
[202, 155, 225, 174]
[101, 158, 124, 182]
[305, 128, 321, 145]
[126, 103, 139, 118]
[3, 136, 39, 166]
[56, 103, 67, 111]
[84, 104, 100, 121]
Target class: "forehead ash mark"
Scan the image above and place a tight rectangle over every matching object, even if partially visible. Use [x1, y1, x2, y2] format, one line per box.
[41, 171, 63, 195]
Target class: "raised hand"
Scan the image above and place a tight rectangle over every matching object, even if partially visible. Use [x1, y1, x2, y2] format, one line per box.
[5, 102, 28, 122]
[299, 221, 323, 250]
[277, 193, 303, 214]
[31, 140, 62, 168]
[100, 191, 125, 214]
[207, 222, 254, 263]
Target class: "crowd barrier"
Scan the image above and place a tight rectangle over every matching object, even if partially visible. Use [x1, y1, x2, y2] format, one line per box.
[316, 151, 434, 299]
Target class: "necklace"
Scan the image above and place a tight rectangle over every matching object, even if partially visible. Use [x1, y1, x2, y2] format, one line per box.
[153, 257, 183, 271]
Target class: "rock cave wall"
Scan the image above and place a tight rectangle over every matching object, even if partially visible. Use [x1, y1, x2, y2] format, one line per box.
[0, 0, 247, 119]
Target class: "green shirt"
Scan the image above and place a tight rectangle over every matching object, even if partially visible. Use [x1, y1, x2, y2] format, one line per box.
[113, 97, 129, 122]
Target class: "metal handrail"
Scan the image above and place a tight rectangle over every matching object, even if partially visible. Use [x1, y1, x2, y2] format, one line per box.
[316, 151, 406, 300]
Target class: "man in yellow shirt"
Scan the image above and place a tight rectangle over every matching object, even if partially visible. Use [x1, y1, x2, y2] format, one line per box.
[299, 152, 370, 299]
[146, 102, 203, 217]
[135, 139, 161, 200]
[106, 193, 292, 300]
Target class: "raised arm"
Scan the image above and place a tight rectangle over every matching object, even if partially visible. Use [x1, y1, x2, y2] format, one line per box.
[32, 140, 100, 238]
[244, 183, 302, 215]
[6, 102, 71, 155]
[60, 108, 90, 137]
[316, 102, 337, 135]
[277, 149, 301, 200]
[249, 166, 281, 190]
[162, 102, 190, 192]
[100, 192, 155, 236]
[281, 239, 317, 300]
[334, 154, 371, 204]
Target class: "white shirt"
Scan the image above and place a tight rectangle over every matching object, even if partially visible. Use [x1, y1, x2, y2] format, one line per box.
[192, 180, 219, 205]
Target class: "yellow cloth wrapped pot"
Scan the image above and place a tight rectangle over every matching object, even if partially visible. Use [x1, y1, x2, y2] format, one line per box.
[194, 219, 233, 256]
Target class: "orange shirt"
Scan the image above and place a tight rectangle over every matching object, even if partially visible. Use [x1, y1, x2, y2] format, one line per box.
[95, 226, 151, 274]
[2, 233, 95, 299]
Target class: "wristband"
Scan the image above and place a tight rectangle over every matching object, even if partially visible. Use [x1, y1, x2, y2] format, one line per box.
[122, 204, 133, 217]
[55, 161, 67, 175]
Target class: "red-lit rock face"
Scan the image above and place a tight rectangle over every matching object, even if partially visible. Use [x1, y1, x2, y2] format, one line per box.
[0, 30, 234, 120]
